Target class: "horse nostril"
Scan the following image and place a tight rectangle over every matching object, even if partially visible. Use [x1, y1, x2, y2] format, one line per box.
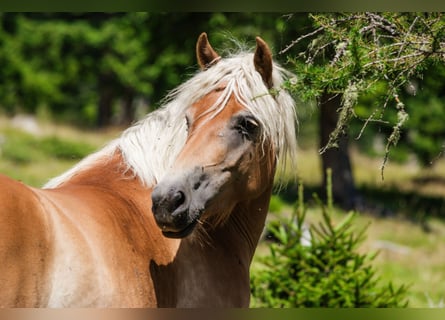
[171, 190, 185, 211]
[152, 187, 186, 215]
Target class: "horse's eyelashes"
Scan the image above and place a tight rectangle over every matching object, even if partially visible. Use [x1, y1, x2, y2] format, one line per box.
[215, 86, 226, 92]
[246, 118, 259, 128]
[185, 116, 191, 130]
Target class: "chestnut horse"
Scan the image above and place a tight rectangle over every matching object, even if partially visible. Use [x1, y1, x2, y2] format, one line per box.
[0, 33, 297, 307]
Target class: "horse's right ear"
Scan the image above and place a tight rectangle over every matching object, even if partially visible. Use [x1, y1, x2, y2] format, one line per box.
[196, 32, 221, 70]
[254, 36, 273, 89]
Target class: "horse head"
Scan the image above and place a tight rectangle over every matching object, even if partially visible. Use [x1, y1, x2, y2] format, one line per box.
[151, 33, 295, 239]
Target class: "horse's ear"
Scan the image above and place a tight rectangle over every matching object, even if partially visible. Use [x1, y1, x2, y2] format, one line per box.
[196, 32, 221, 70]
[254, 36, 273, 89]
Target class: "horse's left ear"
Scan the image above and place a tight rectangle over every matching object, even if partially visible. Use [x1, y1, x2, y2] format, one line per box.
[196, 32, 221, 70]
[254, 37, 273, 89]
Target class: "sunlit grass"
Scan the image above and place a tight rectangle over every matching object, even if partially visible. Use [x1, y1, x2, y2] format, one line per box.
[361, 215, 445, 307]
[0, 115, 119, 186]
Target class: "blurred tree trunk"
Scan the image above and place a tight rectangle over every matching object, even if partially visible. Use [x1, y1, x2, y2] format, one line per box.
[319, 92, 360, 210]
[97, 74, 114, 127]
[121, 88, 135, 126]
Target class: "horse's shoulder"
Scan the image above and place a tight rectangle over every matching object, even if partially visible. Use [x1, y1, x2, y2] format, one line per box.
[0, 174, 49, 239]
[0, 174, 54, 306]
[0, 174, 41, 208]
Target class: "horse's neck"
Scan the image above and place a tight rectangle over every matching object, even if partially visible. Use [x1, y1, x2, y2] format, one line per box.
[165, 186, 273, 307]
[217, 189, 272, 261]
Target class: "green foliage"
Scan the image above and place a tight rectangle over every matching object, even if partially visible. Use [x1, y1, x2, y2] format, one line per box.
[250, 181, 409, 307]
[0, 13, 156, 124]
[0, 13, 291, 127]
[350, 63, 445, 166]
[282, 13, 445, 168]
[268, 195, 288, 214]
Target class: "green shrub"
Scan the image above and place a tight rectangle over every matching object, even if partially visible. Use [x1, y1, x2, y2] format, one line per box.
[251, 181, 409, 308]
[268, 195, 286, 214]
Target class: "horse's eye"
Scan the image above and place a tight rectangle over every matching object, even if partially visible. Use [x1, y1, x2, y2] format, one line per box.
[235, 116, 259, 140]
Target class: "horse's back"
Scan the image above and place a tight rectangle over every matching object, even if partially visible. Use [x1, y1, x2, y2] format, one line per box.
[0, 174, 53, 307]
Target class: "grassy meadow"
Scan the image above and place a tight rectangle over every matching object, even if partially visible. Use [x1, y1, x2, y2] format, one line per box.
[1, 114, 444, 307]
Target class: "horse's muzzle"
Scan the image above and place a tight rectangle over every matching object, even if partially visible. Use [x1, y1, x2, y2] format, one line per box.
[151, 165, 230, 238]
[151, 184, 200, 238]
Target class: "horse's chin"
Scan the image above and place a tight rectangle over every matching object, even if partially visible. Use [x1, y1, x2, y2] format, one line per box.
[161, 219, 199, 239]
